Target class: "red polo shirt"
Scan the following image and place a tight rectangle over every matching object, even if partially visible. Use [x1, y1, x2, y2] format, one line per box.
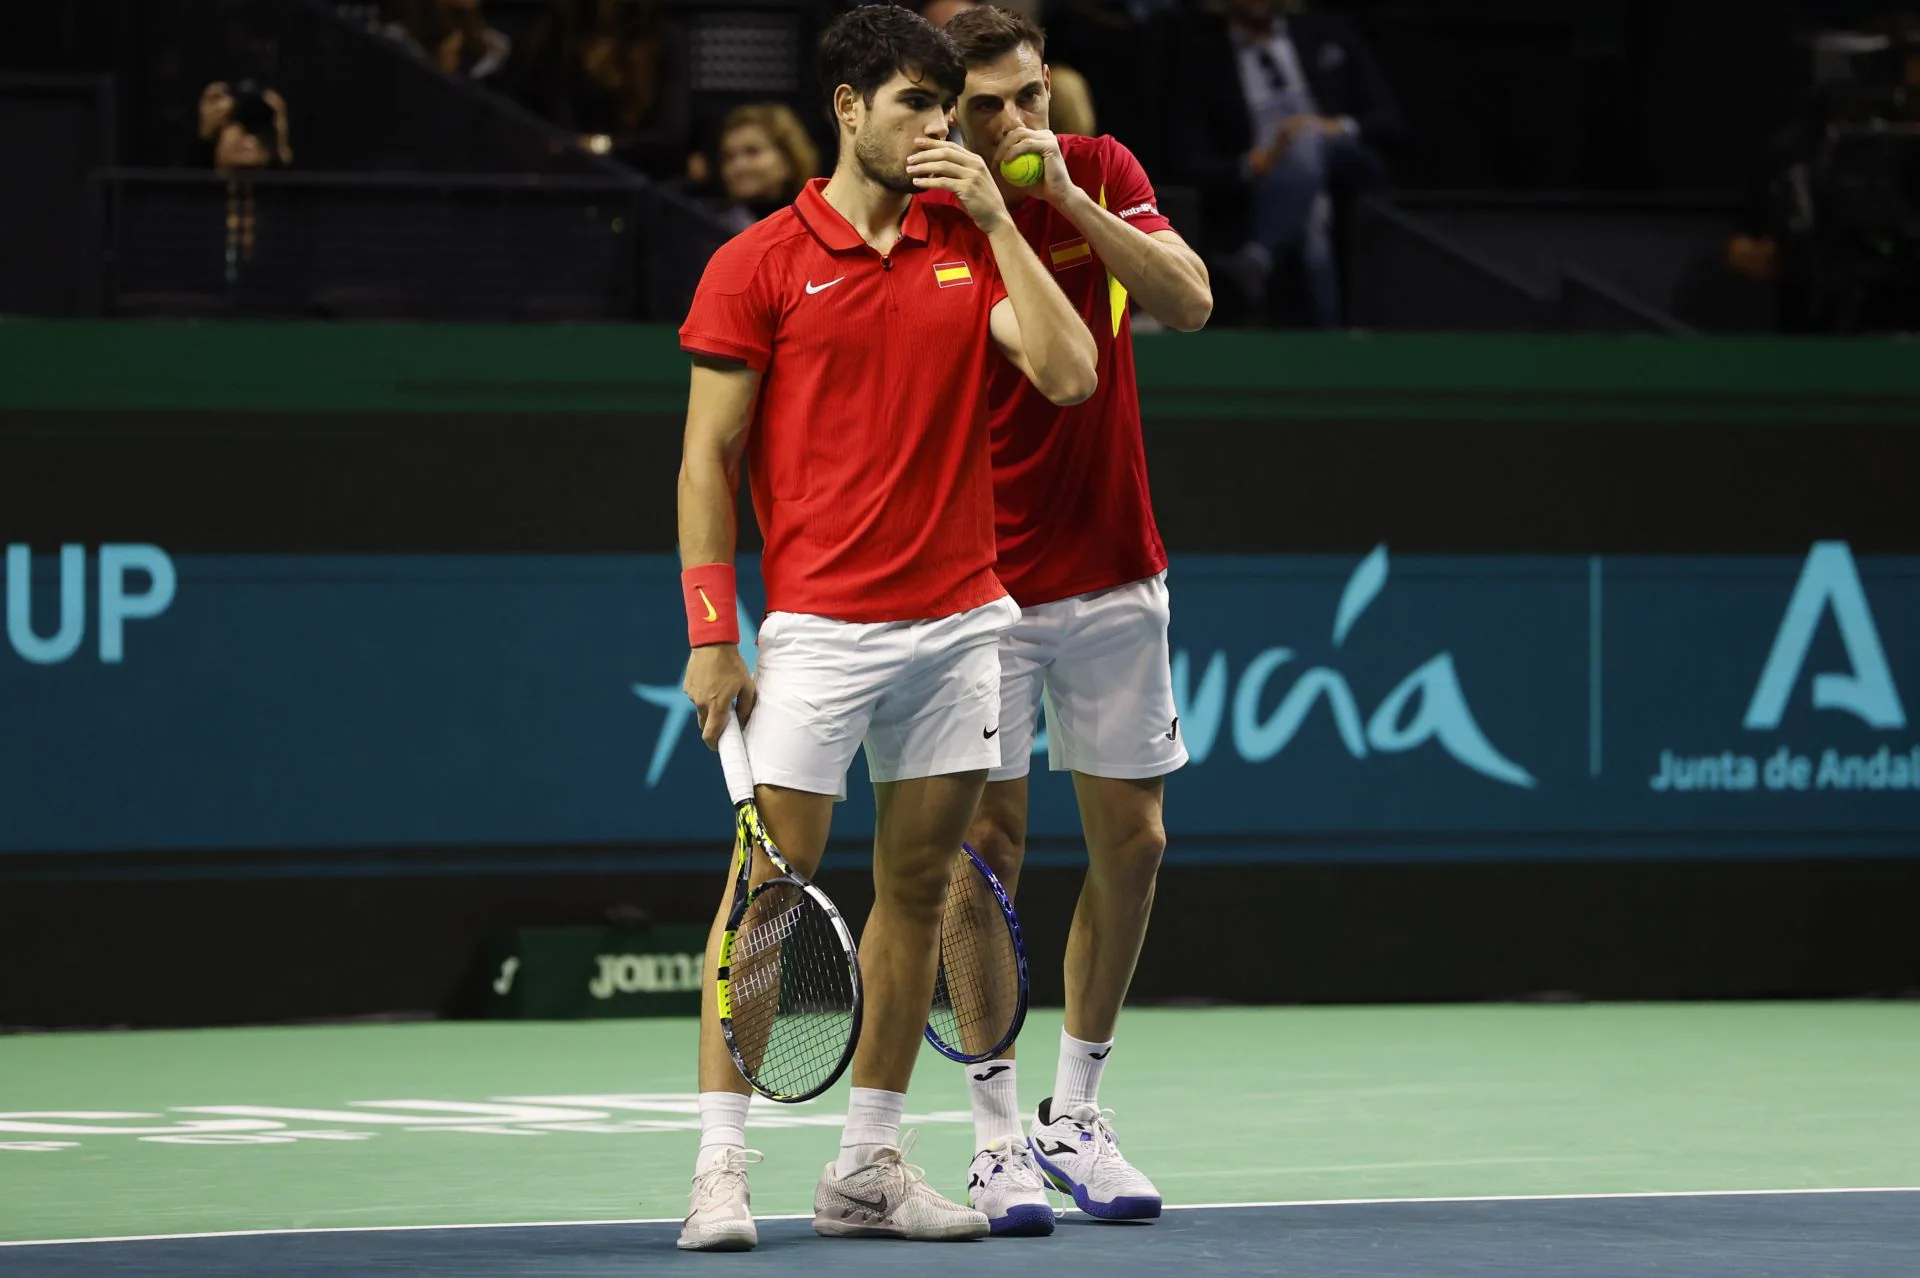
[931, 134, 1172, 608]
[680, 179, 1012, 623]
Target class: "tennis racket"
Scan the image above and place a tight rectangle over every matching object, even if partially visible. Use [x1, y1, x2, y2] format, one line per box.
[714, 711, 862, 1102]
[924, 842, 1030, 1063]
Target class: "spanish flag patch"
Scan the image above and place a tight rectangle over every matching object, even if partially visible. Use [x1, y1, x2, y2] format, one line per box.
[933, 261, 974, 288]
[1050, 238, 1092, 272]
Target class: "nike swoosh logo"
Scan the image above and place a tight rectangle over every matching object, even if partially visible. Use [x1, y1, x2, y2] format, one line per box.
[983, 726, 999, 739]
[841, 1190, 888, 1213]
[695, 587, 718, 623]
[1089, 1047, 1111, 1060]
[972, 1064, 1011, 1081]
[805, 277, 845, 295]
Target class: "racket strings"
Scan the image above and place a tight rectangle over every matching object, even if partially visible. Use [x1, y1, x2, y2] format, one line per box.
[727, 869, 857, 1099]
[929, 853, 1022, 1059]
[737, 898, 804, 959]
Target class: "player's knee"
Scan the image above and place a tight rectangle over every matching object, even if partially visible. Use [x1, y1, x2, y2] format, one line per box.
[1092, 821, 1166, 897]
[968, 784, 1028, 883]
[875, 848, 953, 918]
[967, 814, 1025, 884]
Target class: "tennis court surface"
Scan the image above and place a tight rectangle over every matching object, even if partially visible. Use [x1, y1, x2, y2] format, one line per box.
[5, 1004, 1917, 1276]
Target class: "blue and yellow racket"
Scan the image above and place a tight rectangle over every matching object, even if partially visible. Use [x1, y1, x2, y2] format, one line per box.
[715, 712, 862, 1102]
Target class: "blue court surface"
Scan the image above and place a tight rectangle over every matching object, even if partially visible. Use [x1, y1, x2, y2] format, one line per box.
[7, 1192, 1920, 1277]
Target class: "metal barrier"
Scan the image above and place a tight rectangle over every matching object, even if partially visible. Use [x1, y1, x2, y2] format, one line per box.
[1557, 266, 1697, 334]
[1350, 195, 1715, 332]
[1350, 197, 1551, 331]
[270, 0, 627, 177]
[88, 168, 745, 322]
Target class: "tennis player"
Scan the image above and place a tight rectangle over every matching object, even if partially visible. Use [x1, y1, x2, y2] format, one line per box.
[937, 5, 1214, 1234]
[673, 5, 1098, 1252]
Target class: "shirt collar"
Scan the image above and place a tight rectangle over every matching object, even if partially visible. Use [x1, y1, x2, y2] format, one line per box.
[794, 178, 931, 254]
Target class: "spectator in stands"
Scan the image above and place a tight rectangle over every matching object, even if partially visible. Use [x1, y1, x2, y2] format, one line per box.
[518, 0, 691, 176]
[381, 0, 513, 82]
[196, 81, 234, 165]
[196, 81, 293, 281]
[1046, 62, 1097, 136]
[1174, 0, 1403, 327]
[705, 104, 821, 233]
[199, 80, 293, 170]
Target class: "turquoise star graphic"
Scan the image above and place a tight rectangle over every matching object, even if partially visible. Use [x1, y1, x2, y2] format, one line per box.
[632, 599, 760, 788]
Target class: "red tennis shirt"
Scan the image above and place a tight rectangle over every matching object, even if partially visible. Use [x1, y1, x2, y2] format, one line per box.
[933, 134, 1172, 608]
[680, 179, 1013, 623]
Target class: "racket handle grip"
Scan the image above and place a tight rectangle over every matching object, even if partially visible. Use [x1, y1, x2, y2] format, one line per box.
[717, 709, 755, 807]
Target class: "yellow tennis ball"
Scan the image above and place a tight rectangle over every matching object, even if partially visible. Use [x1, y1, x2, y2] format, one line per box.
[999, 153, 1044, 187]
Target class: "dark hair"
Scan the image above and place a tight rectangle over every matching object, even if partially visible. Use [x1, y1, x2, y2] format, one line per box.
[943, 4, 1045, 65]
[815, 5, 966, 120]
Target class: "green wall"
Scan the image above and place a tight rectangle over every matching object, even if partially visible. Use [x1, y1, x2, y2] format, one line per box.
[2, 321, 1917, 423]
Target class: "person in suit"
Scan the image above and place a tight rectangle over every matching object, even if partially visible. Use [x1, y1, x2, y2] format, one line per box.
[1174, 0, 1403, 326]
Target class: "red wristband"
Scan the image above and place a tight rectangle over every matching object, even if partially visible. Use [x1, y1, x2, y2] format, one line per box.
[682, 563, 739, 647]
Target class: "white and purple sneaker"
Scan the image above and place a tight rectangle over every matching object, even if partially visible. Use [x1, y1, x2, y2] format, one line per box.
[965, 1137, 1056, 1236]
[1027, 1098, 1162, 1221]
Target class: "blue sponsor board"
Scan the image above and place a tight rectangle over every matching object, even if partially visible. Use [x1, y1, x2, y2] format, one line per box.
[1, 544, 1914, 858]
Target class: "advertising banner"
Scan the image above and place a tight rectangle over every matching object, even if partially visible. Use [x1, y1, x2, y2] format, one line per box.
[2, 544, 1913, 859]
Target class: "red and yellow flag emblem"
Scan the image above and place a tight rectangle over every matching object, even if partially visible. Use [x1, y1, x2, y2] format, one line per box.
[933, 261, 974, 288]
[1050, 238, 1092, 272]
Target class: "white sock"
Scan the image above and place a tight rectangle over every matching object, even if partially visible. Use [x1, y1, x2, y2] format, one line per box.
[966, 1059, 1022, 1151]
[835, 1087, 905, 1177]
[695, 1091, 751, 1174]
[1055, 1029, 1113, 1113]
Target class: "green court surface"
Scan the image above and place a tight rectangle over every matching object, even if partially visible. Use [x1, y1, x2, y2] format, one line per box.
[3, 1003, 1916, 1244]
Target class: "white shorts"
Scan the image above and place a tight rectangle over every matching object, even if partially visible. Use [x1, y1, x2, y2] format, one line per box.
[988, 571, 1189, 783]
[743, 595, 1021, 797]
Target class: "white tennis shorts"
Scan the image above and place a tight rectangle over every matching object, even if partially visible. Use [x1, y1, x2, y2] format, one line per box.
[743, 595, 1021, 797]
[988, 571, 1189, 783]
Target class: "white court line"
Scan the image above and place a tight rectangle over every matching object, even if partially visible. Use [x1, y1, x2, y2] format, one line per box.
[4, 1186, 1917, 1249]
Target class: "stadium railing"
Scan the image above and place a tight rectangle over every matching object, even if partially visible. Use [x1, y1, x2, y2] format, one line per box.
[85, 168, 748, 322]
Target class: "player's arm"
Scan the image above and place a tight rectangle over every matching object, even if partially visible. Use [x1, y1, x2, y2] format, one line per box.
[677, 355, 759, 747]
[908, 138, 1097, 407]
[1003, 128, 1213, 333]
[984, 224, 1098, 406]
[1065, 215, 1211, 334]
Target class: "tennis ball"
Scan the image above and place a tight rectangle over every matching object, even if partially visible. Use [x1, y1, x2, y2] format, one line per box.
[999, 153, 1044, 187]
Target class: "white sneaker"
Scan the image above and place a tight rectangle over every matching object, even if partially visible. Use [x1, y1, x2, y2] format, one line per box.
[1028, 1099, 1162, 1220]
[966, 1136, 1056, 1236]
[813, 1133, 990, 1240]
[676, 1147, 763, 1251]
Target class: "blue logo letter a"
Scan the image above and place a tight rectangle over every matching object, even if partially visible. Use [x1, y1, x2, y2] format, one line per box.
[1744, 542, 1905, 731]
